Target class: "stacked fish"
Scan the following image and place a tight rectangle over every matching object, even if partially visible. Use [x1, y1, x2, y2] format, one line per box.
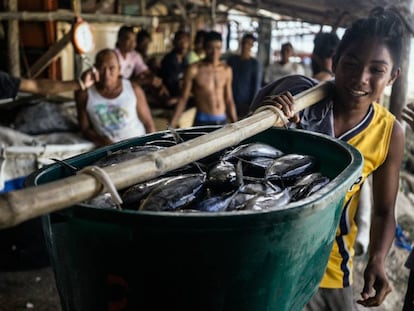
[87, 131, 330, 212]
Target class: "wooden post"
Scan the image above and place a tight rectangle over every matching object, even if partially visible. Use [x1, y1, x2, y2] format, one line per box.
[7, 0, 20, 76]
[389, 32, 410, 120]
[257, 17, 272, 68]
[211, 0, 216, 29]
[139, 0, 146, 16]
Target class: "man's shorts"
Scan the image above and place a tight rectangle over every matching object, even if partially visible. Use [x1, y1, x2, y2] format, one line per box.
[303, 287, 355, 311]
[193, 111, 227, 126]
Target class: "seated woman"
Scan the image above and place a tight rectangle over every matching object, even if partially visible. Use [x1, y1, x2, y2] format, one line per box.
[115, 26, 170, 108]
[75, 48, 156, 146]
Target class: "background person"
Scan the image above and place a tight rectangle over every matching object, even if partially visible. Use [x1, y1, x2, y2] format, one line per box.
[115, 26, 148, 80]
[186, 30, 207, 64]
[226, 33, 262, 119]
[115, 26, 164, 92]
[263, 42, 305, 84]
[311, 32, 340, 81]
[160, 30, 191, 99]
[136, 29, 152, 63]
[75, 49, 155, 146]
[169, 31, 237, 127]
[251, 7, 405, 310]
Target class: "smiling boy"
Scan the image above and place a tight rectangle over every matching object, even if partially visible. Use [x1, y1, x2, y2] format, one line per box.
[251, 7, 405, 310]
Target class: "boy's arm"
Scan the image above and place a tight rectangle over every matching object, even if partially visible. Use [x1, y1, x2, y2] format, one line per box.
[169, 65, 196, 128]
[358, 120, 405, 307]
[224, 67, 238, 122]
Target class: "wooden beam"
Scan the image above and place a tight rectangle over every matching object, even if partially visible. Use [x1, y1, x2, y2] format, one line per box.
[0, 11, 155, 26]
[27, 31, 72, 79]
[96, 0, 116, 14]
[139, 0, 147, 15]
[7, 0, 20, 76]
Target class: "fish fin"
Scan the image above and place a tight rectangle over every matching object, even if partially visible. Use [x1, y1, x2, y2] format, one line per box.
[50, 158, 78, 175]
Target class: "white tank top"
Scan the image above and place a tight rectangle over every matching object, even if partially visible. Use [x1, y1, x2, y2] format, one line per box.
[86, 79, 146, 142]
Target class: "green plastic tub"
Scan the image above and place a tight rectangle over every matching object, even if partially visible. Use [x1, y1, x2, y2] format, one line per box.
[27, 127, 363, 311]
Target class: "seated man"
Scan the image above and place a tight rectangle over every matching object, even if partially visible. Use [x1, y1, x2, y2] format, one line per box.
[75, 48, 156, 146]
[170, 31, 238, 127]
[115, 26, 167, 98]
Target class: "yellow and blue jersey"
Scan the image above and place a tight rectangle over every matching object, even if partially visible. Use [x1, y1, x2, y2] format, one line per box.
[320, 102, 395, 288]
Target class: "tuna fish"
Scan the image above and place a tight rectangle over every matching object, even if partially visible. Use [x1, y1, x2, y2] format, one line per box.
[93, 145, 163, 167]
[289, 173, 330, 201]
[265, 154, 317, 184]
[139, 174, 206, 211]
[85, 140, 329, 214]
[207, 161, 237, 189]
[244, 188, 291, 211]
[121, 176, 175, 210]
[223, 143, 284, 161]
[193, 192, 236, 212]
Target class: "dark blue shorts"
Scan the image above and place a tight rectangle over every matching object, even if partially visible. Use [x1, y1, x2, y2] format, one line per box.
[193, 111, 227, 126]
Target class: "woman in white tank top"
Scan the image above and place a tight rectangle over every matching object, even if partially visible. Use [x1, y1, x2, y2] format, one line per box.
[75, 49, 155, 146]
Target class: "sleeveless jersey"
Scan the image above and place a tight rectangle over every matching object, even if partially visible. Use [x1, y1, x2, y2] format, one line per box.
[319, 102, 395, 288]
[86, 79, 146, 142]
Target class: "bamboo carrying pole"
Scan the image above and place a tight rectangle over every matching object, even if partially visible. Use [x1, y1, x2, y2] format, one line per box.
[0, 81, 333, 229]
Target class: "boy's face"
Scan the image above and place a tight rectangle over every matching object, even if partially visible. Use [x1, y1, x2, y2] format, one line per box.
[205, 40, 222, 62]
[334, 38, 399, 107]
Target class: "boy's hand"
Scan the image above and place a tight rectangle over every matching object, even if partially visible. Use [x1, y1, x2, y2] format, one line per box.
[262, 91, 300, 123]
[356, 260, 392, 307]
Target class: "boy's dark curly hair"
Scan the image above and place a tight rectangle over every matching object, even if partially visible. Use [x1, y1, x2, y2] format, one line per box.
[333, 7, 406, 73]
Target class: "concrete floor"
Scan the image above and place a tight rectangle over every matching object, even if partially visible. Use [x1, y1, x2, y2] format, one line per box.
[0, 218, 62, 311]
[0, 267, 61, 311]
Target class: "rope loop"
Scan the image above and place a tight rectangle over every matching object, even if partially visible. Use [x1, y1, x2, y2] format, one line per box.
[253, 105, 289, 128]
[78, 166, 123, 209]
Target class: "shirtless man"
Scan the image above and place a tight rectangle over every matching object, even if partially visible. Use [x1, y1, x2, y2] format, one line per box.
[170, 31, 238, 127]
